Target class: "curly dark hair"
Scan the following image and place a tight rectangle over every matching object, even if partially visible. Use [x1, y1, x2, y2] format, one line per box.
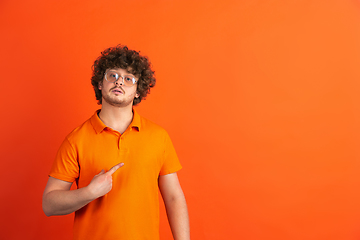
[91, 45, 156, 105]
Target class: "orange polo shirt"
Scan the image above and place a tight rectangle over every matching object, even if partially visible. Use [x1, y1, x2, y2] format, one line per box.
[49, 110, 182, 240]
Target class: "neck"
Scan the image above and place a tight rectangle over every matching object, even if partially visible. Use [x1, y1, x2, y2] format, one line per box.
[98, 101, 134, 134]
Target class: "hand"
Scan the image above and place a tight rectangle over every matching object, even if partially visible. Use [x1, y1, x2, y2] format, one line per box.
[86, 163, 124, 199]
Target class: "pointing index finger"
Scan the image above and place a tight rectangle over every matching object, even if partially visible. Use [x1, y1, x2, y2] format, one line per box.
[107, 163, 124, 176]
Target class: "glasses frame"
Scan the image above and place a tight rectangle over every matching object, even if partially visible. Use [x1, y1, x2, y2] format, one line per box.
[104, 70, 137, 87]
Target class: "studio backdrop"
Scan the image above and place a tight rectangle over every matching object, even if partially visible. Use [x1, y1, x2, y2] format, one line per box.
[1, 0, 360, 239]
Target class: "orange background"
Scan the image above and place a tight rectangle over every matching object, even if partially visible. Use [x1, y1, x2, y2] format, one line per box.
[1, 0, 360, 239]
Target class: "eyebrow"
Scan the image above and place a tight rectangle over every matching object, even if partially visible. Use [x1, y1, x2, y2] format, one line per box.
[108, 69, 135, 77]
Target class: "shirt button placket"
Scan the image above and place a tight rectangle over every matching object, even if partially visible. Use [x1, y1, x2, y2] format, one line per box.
[118, 135, 122, 149]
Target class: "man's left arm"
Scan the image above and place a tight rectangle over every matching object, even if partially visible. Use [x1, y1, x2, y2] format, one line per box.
[158, 172, 190, 240]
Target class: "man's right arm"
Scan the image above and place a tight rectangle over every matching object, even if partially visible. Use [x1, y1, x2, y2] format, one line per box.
[42, 163, 123, 216]
[42, 176, 94, 216]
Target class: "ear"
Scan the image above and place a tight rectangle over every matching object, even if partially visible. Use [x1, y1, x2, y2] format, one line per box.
[135, 92, 140, 98]
[98, 81, 103, 90]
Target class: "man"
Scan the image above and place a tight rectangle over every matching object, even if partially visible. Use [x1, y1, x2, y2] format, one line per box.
[42, 45, 190, 240]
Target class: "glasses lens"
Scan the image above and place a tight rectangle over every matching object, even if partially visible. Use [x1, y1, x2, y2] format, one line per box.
[123, 76, 135, 87]
[106, 71, 118, 83]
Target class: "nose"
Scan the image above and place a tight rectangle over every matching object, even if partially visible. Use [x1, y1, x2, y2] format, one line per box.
[115, 76, 123, 85]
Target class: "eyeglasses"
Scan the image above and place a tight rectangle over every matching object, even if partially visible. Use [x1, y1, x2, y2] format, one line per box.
[104, 70, 137, 87]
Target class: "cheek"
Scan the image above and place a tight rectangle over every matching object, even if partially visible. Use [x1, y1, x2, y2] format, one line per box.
[128, 91, 136, 99]
[126, 89, 138, 100]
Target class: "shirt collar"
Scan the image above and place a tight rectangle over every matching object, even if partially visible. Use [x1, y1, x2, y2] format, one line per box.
[130, 109, 141, 132]
[91, 109, 141, 134]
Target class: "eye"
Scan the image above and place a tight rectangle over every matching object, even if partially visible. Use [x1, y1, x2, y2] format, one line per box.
[109, 73, 118, 78]
[124, 76, 134, 83]
[106, 72, 118, 81]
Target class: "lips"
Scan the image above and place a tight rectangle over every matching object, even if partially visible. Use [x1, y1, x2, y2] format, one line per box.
[111, 88, 124, 94]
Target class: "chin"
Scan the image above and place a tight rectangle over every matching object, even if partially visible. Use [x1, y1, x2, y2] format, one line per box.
[105, 100, 132, 108]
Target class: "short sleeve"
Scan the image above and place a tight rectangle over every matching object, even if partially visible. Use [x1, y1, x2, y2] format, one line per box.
[49, 137, 80, 182]
[159, 132, 182, 175]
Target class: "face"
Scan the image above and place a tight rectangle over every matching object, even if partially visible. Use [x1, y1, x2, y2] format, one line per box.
[99, 68, 140, 108]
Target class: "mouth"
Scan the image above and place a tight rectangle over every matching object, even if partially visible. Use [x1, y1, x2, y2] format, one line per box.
[111, 88, 124, 94]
